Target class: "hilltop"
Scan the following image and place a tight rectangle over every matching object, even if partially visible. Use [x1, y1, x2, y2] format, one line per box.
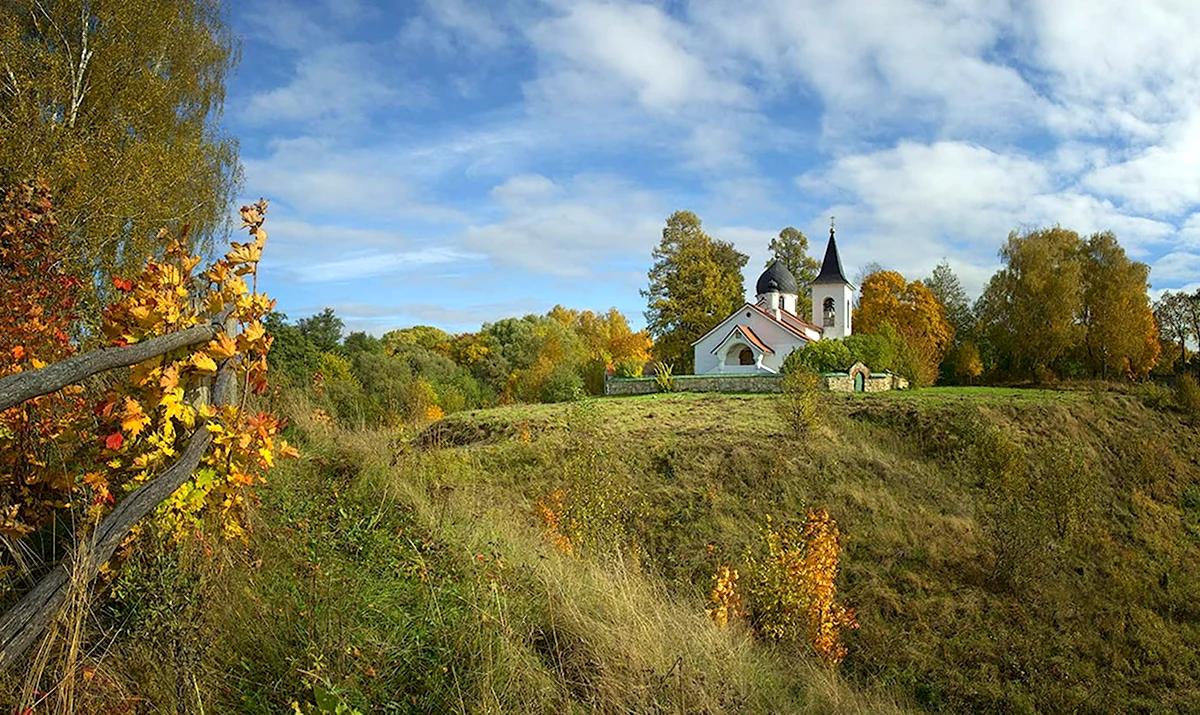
[22, 387, 1200, 713]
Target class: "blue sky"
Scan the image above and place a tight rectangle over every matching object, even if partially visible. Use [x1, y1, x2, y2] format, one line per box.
[224, 0, 1200, 335]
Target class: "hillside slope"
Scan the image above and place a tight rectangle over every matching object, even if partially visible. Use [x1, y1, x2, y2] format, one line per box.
[16, 387, 1198, 713]
[422, 388, 1200, 712]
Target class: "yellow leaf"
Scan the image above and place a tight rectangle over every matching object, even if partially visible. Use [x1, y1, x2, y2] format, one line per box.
[121, 397, 150, 438]
[189, 352, 218, 373]
[237, 321, 266, 352]
[207, 333, 238, 360]
[160, 364, 180, 392]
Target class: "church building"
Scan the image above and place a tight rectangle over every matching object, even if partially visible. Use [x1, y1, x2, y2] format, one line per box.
[691, 226, 854, 374]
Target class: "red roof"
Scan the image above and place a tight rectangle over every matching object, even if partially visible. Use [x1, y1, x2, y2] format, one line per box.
[710, 324, 775, 355]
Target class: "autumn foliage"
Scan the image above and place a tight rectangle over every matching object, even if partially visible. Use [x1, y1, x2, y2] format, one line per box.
[0, 184, 295, 572]
[705, 509, 858, 667]
[0, 183, 90, 538]
[855, 271, 953, 387]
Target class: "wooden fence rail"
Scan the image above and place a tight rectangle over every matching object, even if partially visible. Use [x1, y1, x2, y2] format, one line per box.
[0, 320, 237, 673]
[0, 322, 223, 412]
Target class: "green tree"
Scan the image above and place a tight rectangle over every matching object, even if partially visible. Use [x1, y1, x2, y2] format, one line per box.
[1154, 291, 1195, 370]
[297, 308, 345, 354]
[768, 227, 821, 320]
[977, 227, 1085, 376]
[643, 210, 748, 373]
[925, 261, 974, 340]
[264, 312, 320, 386]
[0, 0, 241, 317]
[383, 325, 452, 354]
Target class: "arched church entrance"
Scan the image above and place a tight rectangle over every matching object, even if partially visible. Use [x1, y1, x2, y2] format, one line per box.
[725, 345, 755, 366]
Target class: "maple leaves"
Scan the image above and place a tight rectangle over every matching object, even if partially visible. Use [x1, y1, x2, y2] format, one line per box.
[0, 183, 90, 537]
[0, 187, 294, 552]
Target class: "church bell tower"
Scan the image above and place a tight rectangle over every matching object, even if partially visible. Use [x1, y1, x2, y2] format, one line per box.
[810, 220, 854, 340]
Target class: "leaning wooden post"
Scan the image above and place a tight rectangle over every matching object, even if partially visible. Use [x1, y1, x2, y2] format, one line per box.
[0, 326, 239, 674]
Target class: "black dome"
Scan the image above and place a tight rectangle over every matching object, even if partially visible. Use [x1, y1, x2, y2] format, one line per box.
[756, 259, 799, 295]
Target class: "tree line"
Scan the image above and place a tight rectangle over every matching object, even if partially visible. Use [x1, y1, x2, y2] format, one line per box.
[641, 211, 1178, 386]
[266, 305, 652, 427]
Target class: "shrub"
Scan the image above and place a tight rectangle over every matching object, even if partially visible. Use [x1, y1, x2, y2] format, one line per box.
[613, 356, 644, 378]
[541, 364, 586, 403]
[844, 333, 896, 373]
[783, 340, 852, 374]
[653, 361, 675, 393]
[743, 510, 857, 666]
[776, 365, 822, 438]
[1138, 382, 1173, 411]
[1176, 374, 1200, 418]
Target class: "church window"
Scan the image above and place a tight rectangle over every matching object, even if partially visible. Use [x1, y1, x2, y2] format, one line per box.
[823, 297, 836, 327]
[739, 348, 754, 365]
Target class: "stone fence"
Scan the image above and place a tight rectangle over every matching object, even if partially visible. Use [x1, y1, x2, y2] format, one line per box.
[604, 368, 907, 396]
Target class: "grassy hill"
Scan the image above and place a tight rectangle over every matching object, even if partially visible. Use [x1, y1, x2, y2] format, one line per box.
[16, 387, 1200, 713]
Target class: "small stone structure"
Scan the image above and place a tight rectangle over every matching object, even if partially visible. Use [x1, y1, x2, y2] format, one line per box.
[604, 361, 907, 396]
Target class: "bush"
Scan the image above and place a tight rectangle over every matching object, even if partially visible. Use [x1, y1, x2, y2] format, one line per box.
[542, 365, 586, 403]
[776, 365, 822, 438]
[653, 362, 675, 393]
[1177, 374, 1200, 418]
[742, 510, 857, 665]
[844, 333, 896, 373]
[783, 340, 852, 374]
[1138, 382, 1174, 411]
[613, 356, 644, 378]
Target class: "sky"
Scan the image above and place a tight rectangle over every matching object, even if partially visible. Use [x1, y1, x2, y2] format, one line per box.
[223, 0, 1200, 335]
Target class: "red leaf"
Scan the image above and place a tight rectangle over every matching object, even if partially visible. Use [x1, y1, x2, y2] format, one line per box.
[113, 277, 133, 292]
[104, 433, 124, 450]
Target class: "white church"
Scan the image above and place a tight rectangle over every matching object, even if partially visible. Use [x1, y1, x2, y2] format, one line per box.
[692, 226, 854, 374]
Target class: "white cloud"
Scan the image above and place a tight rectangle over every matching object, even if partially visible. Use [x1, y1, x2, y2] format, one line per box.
[242, 43, 417, 127]
[1082, 113, 1200, 216]
[243, 137, 466, 224]
[1150, 251, 1200, 285]
[798, 140, 1176, 296]
[292, 247, 484, 282]
[400, 0, 511, 55]
[691, 0, 1042, 141]
[526, 1, 751, 115]
[1031, 0, 1200, 134]
[460, 173, 667, 276]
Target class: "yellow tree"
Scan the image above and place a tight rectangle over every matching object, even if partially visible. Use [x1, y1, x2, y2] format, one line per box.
[977, 227, 1085, 376]
[1080, 232, 1159, 378]
[856, 271, 953, 386]
[0, 0, 240, 318]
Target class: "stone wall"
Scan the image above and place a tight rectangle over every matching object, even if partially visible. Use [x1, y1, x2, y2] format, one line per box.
[604, 370, 908, 396]
[604, 374, 783, 396]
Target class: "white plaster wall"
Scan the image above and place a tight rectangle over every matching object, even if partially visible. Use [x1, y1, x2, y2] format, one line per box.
[692, 306, 811, 374]
[811, 283, 854, 339]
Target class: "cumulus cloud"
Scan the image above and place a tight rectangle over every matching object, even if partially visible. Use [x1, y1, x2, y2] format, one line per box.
[229, 0, 1200, 331]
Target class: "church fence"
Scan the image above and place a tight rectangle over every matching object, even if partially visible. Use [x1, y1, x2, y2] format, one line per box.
[604, 370, 908, 396]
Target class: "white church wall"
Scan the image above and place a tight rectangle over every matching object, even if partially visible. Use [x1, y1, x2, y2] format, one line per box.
[811, 283, 854, 340]
[692, 304, 812, 375]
